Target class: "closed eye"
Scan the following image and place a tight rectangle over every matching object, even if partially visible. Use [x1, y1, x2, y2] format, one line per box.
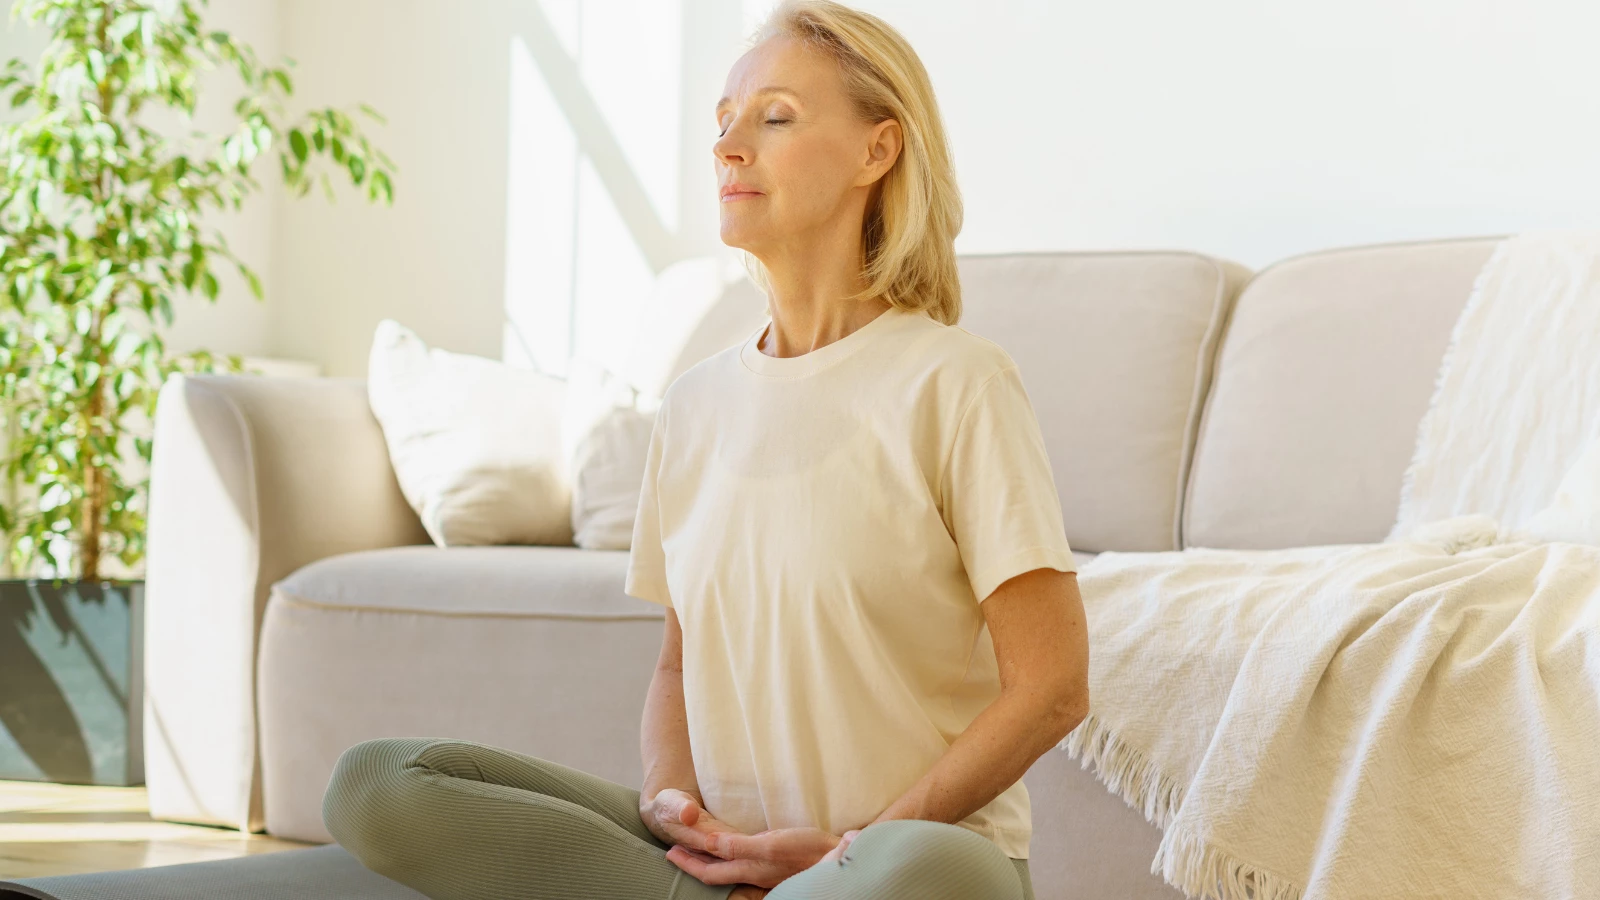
[717, 118, 791, 137]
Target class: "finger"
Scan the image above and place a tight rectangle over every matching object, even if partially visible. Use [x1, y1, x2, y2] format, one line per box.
[661, 791, 692, 825]
[820, 831, 855, 866]
[665, 847, 772, 886]
[663, 821, 719, 853]
[706, 831, 749, 859]
[651, 791, 679, 826]
[671, 846, 723, 865]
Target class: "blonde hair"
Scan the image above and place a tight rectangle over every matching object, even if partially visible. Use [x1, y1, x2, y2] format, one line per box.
[746, 0, 963, 325]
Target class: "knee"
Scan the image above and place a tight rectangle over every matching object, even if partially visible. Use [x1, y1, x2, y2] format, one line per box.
[848, 820, 1023, 898]
[852, 819, 997, 861]
[322, 737, 432, 857]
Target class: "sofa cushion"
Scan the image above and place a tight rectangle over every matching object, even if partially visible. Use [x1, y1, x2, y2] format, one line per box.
[1183, 237, 1503, 549]
[258, 545, 666, 843]
[273, 544, 657, 618]
[958, 252, 1251, 552]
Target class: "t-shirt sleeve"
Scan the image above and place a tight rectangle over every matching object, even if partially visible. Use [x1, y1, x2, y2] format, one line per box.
[940, 364, 1077, 604]
[624, 403, 673, 609]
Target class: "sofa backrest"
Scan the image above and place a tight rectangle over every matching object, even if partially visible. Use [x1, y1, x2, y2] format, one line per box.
[957, 251, 1251, 554]
[1182, 236, 1503, 549]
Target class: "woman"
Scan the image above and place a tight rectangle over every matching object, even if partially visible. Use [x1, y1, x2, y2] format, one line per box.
[322, 2, 1089, 898]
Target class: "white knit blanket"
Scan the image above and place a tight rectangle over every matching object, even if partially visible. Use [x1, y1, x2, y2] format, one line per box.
[1061, 232, 1600, 900]
[1390, 231, 1600, 540]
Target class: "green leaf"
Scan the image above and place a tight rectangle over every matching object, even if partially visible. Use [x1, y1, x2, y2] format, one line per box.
[0, 0, 394, 581]
[239, 264, 263, 300]
[87, 275, 116, 306]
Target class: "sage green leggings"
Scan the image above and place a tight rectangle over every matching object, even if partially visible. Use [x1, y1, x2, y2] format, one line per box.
[322, 737, 1035, 900]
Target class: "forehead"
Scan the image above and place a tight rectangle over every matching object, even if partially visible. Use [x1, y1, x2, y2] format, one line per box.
[718, 35, 840, 108]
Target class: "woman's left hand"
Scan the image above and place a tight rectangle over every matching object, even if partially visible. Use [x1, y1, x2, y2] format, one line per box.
[665, 826, 860, 889]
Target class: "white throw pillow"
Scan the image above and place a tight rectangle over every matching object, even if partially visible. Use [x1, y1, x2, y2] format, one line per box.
[1522, 436, 1600, 546]
[368, 319, 573, 547]
[562, 356, 661, 550]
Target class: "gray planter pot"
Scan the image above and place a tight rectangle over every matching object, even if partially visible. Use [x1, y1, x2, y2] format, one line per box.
[0, 579, 144, 786]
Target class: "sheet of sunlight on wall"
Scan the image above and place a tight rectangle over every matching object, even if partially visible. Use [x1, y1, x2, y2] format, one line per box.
[741, 0, 776, 36]
[504, 33, 579, 377]
[572, 156, 656, 376]
[564, 0, 683, 376]
[540, 0, 581, 57]
[578, 0, 683, 236]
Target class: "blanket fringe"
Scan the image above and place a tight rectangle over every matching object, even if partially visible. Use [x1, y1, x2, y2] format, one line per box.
[1061, 716, 1306, 900]
[1059, 712, 1184, 830]
[1156, 824, 1305, 900]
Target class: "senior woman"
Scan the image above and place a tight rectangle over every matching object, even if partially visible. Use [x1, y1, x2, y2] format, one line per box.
[321, 2, 1090, 898]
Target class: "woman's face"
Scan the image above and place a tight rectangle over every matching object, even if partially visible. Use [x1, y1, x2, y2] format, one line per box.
[713, 35, 900, 257]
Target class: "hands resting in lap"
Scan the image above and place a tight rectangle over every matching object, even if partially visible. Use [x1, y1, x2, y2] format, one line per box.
[641, 788, 859, 896]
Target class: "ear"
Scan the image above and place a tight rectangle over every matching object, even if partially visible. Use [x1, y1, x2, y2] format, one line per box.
[855, 118, 903, 187]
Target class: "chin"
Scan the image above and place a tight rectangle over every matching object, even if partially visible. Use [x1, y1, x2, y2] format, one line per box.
[719, 221, 769, 253]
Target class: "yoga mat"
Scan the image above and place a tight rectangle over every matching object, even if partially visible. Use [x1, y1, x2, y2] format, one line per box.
[0, 843, 428, 900]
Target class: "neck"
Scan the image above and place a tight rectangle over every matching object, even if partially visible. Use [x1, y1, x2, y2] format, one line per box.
[751, 215, 889, 359]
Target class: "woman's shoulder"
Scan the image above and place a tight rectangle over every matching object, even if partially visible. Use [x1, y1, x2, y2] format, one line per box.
[907, 310, 1021, 384]
[654, 338, 748, 410]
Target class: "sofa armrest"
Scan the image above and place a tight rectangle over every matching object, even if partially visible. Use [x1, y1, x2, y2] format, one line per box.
[142, 374, 428, 832]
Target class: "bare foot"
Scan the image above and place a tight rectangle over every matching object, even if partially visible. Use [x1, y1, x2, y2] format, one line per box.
[729, 887, 769, 899]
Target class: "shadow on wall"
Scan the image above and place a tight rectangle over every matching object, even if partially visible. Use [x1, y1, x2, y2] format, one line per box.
[0, 582, 144, 787]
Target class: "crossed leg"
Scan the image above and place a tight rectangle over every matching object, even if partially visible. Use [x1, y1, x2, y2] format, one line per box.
[323, 737, 1030, 900]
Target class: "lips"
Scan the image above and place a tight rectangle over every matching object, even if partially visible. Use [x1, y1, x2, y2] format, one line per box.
[720, 182, 763, 202]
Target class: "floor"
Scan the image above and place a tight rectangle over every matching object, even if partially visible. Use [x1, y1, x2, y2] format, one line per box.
[0, 779, 314, 880]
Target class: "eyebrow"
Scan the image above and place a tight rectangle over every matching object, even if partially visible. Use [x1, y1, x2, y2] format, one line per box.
[715, 86, 799, 113]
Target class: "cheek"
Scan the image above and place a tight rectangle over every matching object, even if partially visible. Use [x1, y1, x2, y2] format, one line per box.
[767, 138, 858, 216]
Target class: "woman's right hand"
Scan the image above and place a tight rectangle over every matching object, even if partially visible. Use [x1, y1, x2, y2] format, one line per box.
[640, 788, 746, 853]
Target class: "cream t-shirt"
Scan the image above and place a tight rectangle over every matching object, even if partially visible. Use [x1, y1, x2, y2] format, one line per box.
[623, 303, 1077, 860]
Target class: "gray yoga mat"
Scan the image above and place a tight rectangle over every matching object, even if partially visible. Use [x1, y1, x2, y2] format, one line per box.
[0, 842, 429, 900]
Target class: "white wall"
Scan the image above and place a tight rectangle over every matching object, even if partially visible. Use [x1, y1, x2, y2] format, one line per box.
[853, 0, 1600, 265]
[16, 1, 1600, 378]
[263, 0, 1600, 379]
[271, 0, 749, 379]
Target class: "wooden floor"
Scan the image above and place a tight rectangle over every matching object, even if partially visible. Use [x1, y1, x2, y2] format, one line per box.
[0, 779, 314, 880]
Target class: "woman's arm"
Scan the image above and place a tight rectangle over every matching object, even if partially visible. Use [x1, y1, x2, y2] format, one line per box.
[869, 566, 1090, 828]
[641, 608, 703, 810]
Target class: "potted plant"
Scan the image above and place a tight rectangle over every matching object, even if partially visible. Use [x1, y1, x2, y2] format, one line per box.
[0, 0, 395, 786]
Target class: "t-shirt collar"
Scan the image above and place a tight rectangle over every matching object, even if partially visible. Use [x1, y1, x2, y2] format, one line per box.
[739, 304, 909, 379]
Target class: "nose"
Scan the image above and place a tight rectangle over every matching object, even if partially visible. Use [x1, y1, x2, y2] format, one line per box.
[713, 120, 751, 168]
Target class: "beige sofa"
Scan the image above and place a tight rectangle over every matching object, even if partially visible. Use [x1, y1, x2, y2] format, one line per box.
[141, 235, 1500, 899]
